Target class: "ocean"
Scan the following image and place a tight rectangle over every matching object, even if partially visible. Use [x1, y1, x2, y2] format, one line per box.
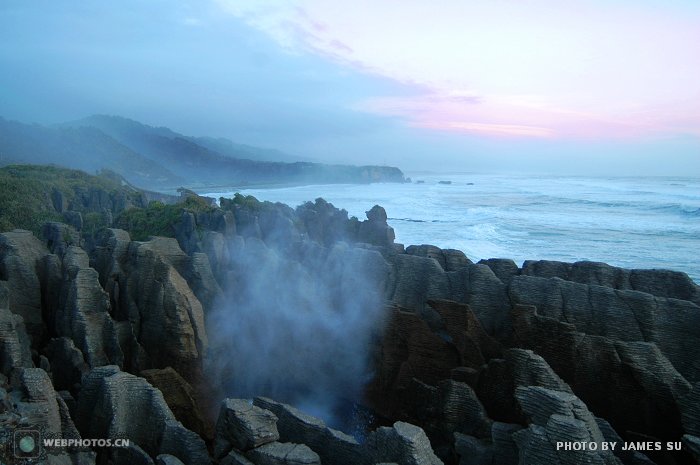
[204, 173, 700, 283]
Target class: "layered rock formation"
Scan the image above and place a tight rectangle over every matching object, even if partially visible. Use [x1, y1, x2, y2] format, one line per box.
[1, 185, 699, 465]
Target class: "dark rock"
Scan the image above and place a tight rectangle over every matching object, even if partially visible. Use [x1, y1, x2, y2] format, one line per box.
[359, 205, 395, 247]
[0, 292, 34, 375]
[510, 304, 692, 440]
[254, 397, 363, 465]
[509, 275, 700, 382]
[406, 245, 473, 272]
[214, 398, 280, 457]
[522, 259, 700, 304]
[54, 246, 123, 368]
[0, 229, 48, 342]
[371, 299, 501, 420]
[246, 442, 321, 465]
[366, 421, 444, 465]
[75, 366, 209, 465]
[41, 221, 81, 258]
[121, 238, 209, 382]
[141, 367, 208, 438]
[111, 444, 155, 465]
[513, 386, 622, 465]
[156, 454, 184, 465]
[681, 383, 700, 436]
[63, 210, 84, 231]
[221, 450, 255, 465]
[477, 258, 520, 285]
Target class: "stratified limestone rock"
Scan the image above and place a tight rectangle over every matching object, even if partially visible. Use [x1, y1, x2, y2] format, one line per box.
[90, 228, 131, 319]
[477, 258, 520, 285]
[509, 275, 700, 382]
[221, 450, 255, 465]
[246, 442, 321, 465]
[373, 299, 501, 407]
[366, 421, 444, 465]
[406, 245, 473, 272]
[513, 386, 622, 465]
[511, 304, 692, 440]
[681, 383, 700, 436]
[41, 221, 81, 258]
[682, 435, 700, 461]
[75, 366, 209, 465]
[156, 455, 186, 465]
[141, 367, 207, 437]
[111, 444, 155, 465]
[0, 285, 34, 375]
[54, 245, 123, 368]
[522, 260, 700, 305]
[477, 348, 572, 423]
[123, 238, 209, 381]
[214, 398, 280, 457]
[44, 337, 87, 392]
[359, 205, 395, 247]
[254, 397, 363, 465]
[1, 367, 95, 465]
[387, 256, 512, 338]
[0, 229, 48, 342]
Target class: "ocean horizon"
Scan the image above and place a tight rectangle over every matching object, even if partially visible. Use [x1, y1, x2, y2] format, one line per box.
[205, 173, 700, 283]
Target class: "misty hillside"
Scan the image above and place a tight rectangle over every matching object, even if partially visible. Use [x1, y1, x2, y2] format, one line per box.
[0, 117, 183, 187]
[1, 115, 406, 190]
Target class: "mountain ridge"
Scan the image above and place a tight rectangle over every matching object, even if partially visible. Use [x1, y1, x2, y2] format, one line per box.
[1, 114, 406, 191]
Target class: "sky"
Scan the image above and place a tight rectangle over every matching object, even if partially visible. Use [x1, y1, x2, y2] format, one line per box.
[0, 0, 698, 175]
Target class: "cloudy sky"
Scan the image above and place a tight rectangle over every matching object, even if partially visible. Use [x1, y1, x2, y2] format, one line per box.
[1, 0, 698, 174]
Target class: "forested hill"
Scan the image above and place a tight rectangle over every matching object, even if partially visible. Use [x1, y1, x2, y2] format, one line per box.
[0, 115, 406, 190]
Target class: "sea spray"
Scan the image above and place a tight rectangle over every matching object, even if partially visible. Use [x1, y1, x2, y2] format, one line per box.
[205, 234, 390, 429]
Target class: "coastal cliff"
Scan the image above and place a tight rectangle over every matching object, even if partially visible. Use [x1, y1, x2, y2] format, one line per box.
[1, 167, 699, 465]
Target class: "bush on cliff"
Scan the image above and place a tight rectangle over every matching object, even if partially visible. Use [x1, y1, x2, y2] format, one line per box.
[114, 196, 214, 241]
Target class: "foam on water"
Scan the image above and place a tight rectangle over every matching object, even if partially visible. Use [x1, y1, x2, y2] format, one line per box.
[205, 174, 700, 282]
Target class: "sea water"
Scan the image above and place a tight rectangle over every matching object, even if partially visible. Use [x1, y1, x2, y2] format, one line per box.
[205, 174, 700, 283]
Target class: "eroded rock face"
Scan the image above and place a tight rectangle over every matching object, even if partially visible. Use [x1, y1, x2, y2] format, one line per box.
[122, 239, 209, 382]
[367, 421, 444, 465]
[75, 366, 209, 465]
[254, 397, 363, 465]
[213, 398, 280, 457]
[509, 275, 700, 383]
[54, 246, 123, 368]
[0, 229, 48, 342]
[141, 367, 208, 438]
[246, 442, 321, 465]
[0, 283, 34, 375]
[513, 386, 623, 465]
[522, 259, 700, 305]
